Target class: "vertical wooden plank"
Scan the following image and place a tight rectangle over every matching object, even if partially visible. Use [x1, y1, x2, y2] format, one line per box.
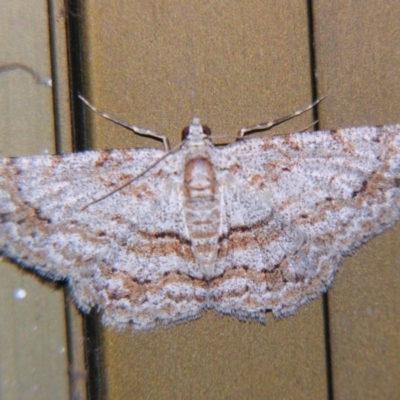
[0, 0, 68, 397]
[0, 1, 86, 399]
[80, 1, 328, 398]
[48, 1, 88, 398]
[312, 1, 400, 398]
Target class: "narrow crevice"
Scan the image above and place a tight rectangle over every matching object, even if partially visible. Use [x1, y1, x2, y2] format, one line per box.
[306, 2, 334, 399]
[46, 2, 61, 155]
[60, 0, 104, 399]
[322, 294, 334, 400]
[306, 0, 320, 122]
[83, 310, 105, 400]
[65, 0, 88, 152]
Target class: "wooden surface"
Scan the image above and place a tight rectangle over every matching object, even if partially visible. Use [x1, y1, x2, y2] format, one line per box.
[0, 1, 85, 399]
[82, 1, 327, 399]
[2, 1, 400, 399]
[81, 1, 400, 398]
[313, 1, 400, 398]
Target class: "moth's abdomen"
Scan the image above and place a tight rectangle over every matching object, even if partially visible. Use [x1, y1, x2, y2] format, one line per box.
[183, 154, 221, 278]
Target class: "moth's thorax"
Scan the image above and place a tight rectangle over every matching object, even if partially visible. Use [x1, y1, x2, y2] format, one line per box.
[182, 119, 221, 278]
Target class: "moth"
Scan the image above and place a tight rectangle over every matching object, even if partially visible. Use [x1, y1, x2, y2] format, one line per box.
[1, 97, 400, 330]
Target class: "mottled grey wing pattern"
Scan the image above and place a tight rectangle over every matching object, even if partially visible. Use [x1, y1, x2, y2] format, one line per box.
[1, 124, 400, 330]
[0, 148, 207, 330]
[211, 125, 400, 320]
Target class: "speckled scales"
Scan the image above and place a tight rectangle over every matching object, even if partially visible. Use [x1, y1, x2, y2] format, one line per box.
[1, 122, 400, 330]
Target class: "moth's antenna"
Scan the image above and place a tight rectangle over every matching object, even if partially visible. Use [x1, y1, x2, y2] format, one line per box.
[236, 97, 326, 140]
[79, 95, 170, 151]
[79, 95, 189, 209]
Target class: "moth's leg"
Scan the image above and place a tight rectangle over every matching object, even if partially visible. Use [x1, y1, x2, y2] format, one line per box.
[236, 97, 325, 140]
[0, 63, 51, 86]
[298, 120, 319, 133]
[79, 95, 170, 151]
